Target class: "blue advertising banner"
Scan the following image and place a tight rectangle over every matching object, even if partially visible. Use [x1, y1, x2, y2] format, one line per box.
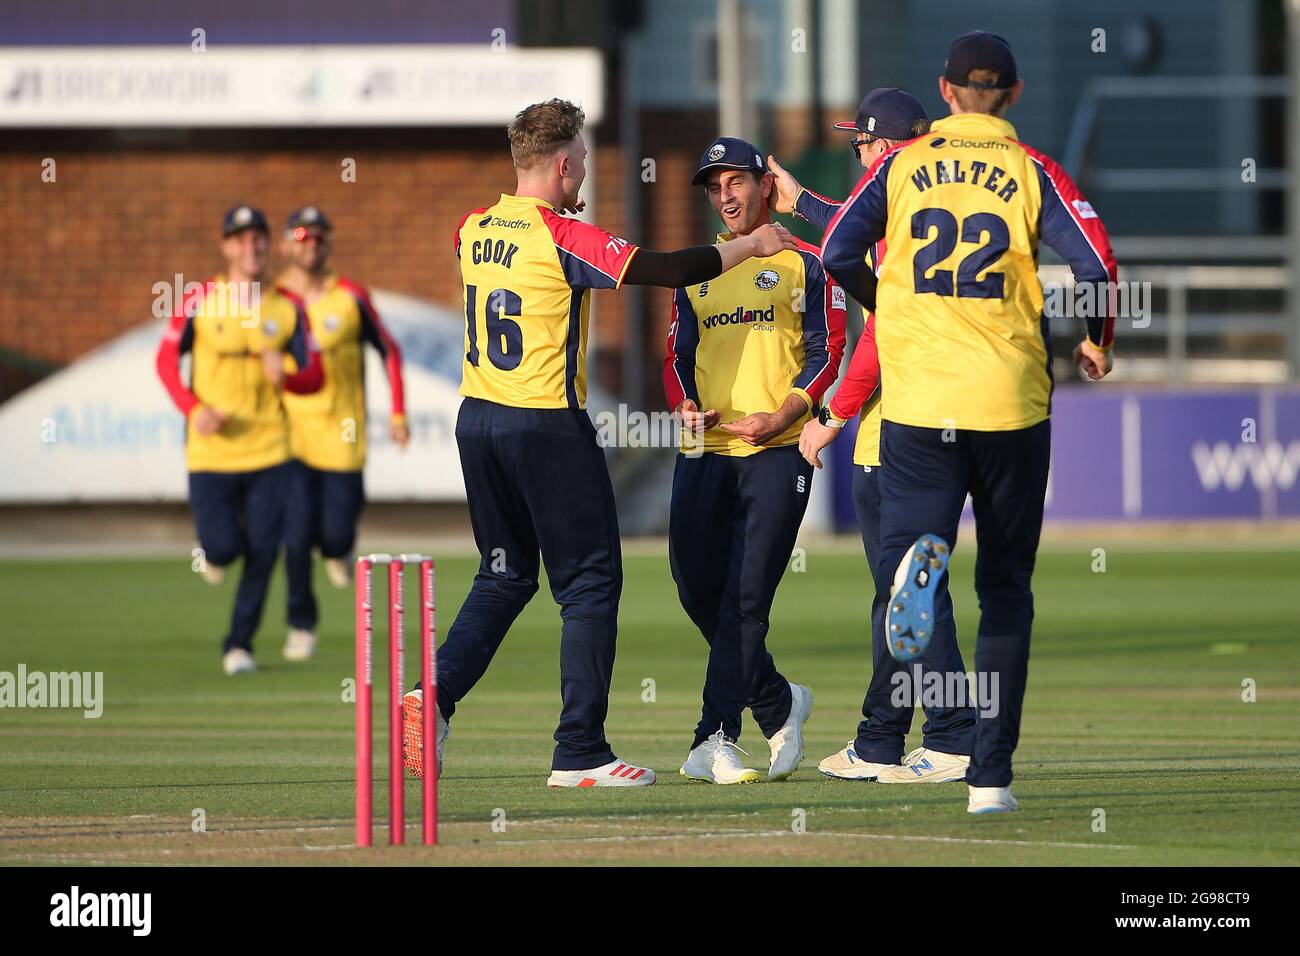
[830, 389, 1300, 527]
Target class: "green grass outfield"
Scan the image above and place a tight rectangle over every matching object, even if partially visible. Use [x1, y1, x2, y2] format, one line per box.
[1, 542, 1298, 866]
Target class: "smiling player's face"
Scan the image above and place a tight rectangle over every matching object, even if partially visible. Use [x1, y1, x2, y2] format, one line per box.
[220, 228, 268, 279]
[705, 169, 772, 236]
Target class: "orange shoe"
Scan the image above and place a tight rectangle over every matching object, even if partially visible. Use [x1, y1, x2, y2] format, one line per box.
[402, 689, 448, 779]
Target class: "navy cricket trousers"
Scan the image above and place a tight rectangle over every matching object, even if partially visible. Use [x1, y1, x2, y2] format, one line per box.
[669, 444, 810, 748]
[189, 462, 292, 654]
[435, 397, 622, 771]
[851, 464, 975, 763]
[878, 419, 1051, 788]
[285, 461, 365, 630]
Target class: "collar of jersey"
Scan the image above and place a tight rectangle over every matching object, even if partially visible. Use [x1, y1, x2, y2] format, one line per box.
[930, 112, 1018, 141]
[500, 193, 555, 211]
[274, 270, 337, 294]
[713, 230, 778, 245]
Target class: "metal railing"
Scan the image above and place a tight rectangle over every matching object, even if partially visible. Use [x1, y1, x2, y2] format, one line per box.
[1039, 264, 1292, 386]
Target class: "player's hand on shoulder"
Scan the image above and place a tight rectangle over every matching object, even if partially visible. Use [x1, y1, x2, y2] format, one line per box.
[750, 222, 798, 257]
[1072, 339, 1113, 381]
[766, 155, 801, 214]
[558, 196, 587, 215]
[192, 405, 227, 436]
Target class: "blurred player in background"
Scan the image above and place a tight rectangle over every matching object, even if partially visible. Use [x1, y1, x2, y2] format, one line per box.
[404, 98, 799, 788]
[821, 33, 1117, 812]
[664, 137, 845, 784]
[770, 90, 977, 785]
[276, 206, 407, 663]
[155, 205, 324, 675]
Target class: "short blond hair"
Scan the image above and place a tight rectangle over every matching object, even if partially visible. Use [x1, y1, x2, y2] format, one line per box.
[883, 116, 932, 147]
[507, 99, 585, 170]
[949, 69, 1014, 116]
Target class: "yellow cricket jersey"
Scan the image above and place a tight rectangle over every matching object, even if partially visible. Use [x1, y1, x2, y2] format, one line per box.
[156, 276, 323, 473]
[454, 194, 639, 410]
[856, 396, 883, 467]
[796, 190, 886, 466]
[663, 235, 847, 457]
[826, 258, 886, 468]
[822, 113, 1118, 432]
[280, 274, 405, 472]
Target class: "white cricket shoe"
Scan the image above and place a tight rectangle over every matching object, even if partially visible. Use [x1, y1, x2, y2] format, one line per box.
[401, 689, 450, 779]
[282, 628, 317, 661]
[767, 683, 813, 781]
[548, 757, 656, 788]
[680, 729, 762, 785]
[324, 557, 352, 589]
[199, 563, 226, 586]
[876, 746, 969, 784]
[968, 785, 1020, 814]
[818, 741, 899, 781]
[222, 648, 256, 675]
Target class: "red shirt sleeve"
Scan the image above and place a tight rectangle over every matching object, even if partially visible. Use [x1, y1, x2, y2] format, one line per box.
[155, 280, 209, 416]
[454, 207, 489, 259]
[663, 287, 700, 411]
[829, 312, 880, 421]
[278, 289, 324, 395]
[540, 208, 640, 289]
[339, 277, 405, 417]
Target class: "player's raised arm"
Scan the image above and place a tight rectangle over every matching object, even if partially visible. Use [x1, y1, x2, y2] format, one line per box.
[769, 155, 842, 231]
[772, 89, 932, 234]
[622, 222, 797, 288]
[820, 152, 895, 313]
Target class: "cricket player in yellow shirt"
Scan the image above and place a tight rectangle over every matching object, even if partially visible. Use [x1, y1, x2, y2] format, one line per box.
[822, 33, 1117, 813]
[770, 89, 977, 784]
[277, 206, 407, 663]
[663, 137, 846, 784]
[155, 205, 324, 675]
[401, 99, 798, 787]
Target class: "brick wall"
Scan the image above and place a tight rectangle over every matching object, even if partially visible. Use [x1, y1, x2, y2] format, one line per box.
[1, 107, 819, 407]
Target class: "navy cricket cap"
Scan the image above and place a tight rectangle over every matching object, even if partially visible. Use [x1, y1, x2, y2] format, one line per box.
[285, 205, 333, 236]
[832, 87, 929, 140]
[691, 136, 768, 186]
[221, 204, 268, 237]
[943, 31, 1018, 89]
